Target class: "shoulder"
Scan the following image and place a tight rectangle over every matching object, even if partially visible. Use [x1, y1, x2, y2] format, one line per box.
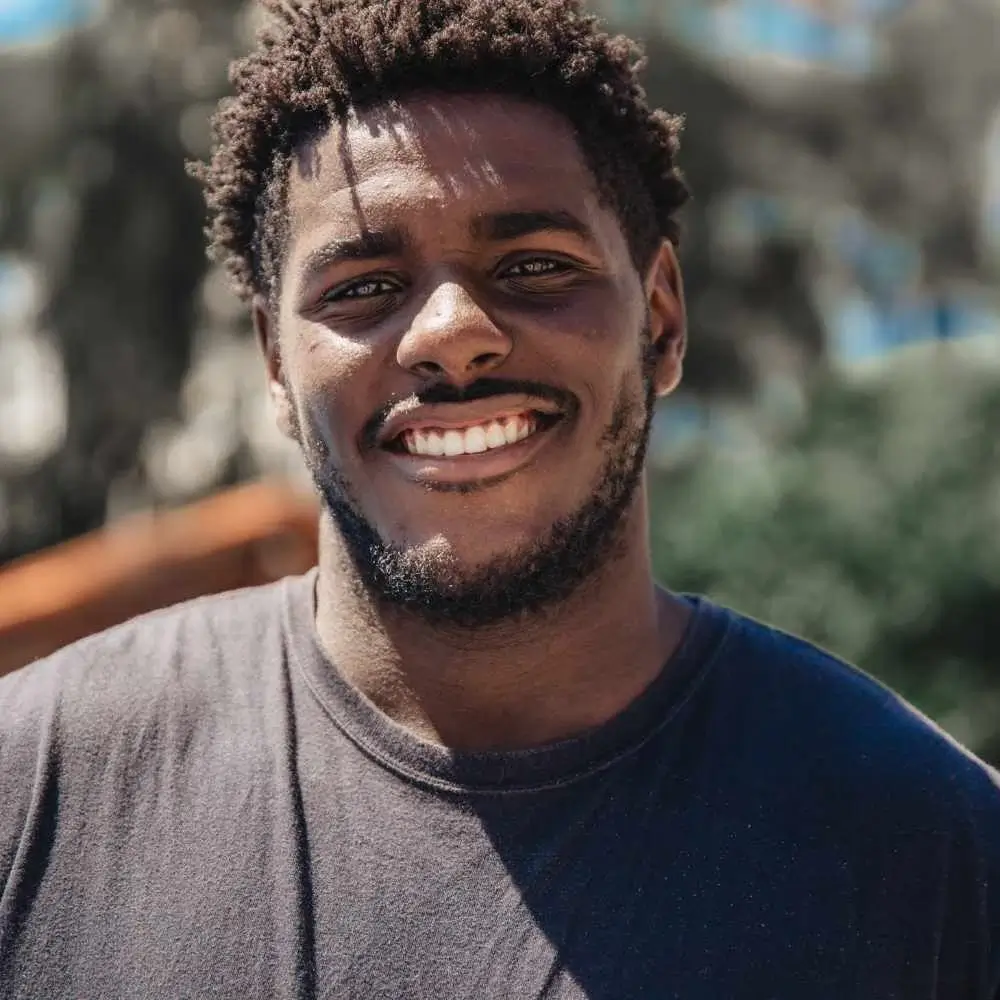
[0, 574, 310, 909]
[705, 601, 1000, 823]
[0, 576, 300, 788]
[2, 576, 294, 714]
[696, 604, 1000, 994]
[720, 611, 1000, 828]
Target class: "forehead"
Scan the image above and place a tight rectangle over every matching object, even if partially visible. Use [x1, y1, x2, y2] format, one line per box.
[283, 93, 621, 263]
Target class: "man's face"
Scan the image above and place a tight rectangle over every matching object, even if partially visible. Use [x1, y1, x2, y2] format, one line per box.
[257, 94, 685, 625]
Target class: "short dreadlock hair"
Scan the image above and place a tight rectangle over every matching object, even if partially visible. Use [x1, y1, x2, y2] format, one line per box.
[193, 0, 690, 302]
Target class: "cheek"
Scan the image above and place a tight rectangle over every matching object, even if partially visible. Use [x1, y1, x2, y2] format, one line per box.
[569, 323, 647, 426]
[287, 327, 377, 455]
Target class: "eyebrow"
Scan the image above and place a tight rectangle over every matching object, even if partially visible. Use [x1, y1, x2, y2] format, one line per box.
[300, 228, 406, 279]
[470, 209, 594, 243]
[299, 209, 594, 281]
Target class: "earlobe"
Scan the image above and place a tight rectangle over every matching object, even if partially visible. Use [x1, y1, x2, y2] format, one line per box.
[252, 295, 297, 440]
[644, 241, 687, 398]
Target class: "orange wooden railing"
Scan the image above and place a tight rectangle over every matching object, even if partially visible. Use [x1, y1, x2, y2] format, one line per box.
[0, 481, 320, 678]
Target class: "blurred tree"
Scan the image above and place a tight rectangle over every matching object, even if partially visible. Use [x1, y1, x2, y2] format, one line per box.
[0, 0, 247, 561]
[631, 0, 1000, 388]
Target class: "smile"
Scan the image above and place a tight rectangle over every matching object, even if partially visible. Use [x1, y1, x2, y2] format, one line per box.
[399, 413, 539, 457]
[381, 404, 566, 487]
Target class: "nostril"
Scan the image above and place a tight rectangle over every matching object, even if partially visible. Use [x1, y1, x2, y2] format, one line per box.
[471, 351, 503, 369]
[405, 354, 502, 378]
[411, 360, 445, 377]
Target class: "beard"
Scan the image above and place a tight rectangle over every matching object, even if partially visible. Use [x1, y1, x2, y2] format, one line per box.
[292, 336, 658, 629]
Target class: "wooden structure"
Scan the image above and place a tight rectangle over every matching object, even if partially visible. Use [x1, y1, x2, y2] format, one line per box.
[0, 481, 319, 678]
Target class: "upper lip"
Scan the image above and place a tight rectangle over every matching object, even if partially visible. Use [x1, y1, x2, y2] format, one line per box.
[375, 395, 565, 448]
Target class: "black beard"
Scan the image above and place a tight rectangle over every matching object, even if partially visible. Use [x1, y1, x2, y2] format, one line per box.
[293, 340, 658, 630]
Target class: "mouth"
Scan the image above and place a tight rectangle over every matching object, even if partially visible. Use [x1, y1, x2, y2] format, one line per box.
[379, 405, 566, 487]
[385, 410, 562, 458]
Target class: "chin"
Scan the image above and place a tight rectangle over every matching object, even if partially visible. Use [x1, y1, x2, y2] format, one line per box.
[391, 528, 537, 574]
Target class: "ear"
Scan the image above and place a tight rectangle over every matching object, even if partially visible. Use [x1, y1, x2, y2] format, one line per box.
[252, 294, 297, 440]
[643, 241, 687, 398]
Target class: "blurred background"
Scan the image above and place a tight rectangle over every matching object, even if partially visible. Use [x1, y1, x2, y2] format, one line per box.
[0, 0, 998, 758]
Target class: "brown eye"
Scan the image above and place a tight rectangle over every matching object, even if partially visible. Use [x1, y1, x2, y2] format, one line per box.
[503, 257, 567, 278]
[324, 277, 399, 302]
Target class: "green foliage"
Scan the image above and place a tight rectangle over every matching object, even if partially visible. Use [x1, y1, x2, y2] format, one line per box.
[650, 348, 1000, 761]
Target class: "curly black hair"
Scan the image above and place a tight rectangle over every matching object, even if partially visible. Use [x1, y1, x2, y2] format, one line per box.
[192, 0, 690, 302]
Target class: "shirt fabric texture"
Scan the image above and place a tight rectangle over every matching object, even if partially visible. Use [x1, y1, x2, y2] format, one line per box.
[1, 569, 999, 999]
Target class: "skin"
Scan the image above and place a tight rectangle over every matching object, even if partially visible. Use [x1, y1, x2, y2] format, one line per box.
[254, 93, 693, 751]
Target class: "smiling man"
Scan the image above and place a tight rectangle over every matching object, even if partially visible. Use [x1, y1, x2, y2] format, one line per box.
[1, 1, 999, 998]
[281, 97, 674, 643]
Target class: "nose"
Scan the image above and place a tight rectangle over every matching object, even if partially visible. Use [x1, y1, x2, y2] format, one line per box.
[396, 279, 513, 384]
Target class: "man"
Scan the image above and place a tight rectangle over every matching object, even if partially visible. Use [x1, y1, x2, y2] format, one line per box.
[1, 0, 997, 996]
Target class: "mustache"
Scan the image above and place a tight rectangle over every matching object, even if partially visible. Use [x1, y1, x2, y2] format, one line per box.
[362, 377, 578, 449]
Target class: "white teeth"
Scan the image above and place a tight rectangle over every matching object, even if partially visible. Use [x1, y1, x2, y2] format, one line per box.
[485, 422, 506, 449]
[442, 429, 465, 457]
[426, 431, 445, 456]
[402, 414, 540, 457]
[464, 426, 488, 453]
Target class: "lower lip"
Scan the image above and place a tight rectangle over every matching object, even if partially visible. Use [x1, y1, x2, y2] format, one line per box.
[382, 421, 562, 486]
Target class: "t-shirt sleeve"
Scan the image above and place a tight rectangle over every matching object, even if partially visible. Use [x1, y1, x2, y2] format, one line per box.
[0, 616, 168, 917]
[0, 650, 76, 913]
[721, 616, 1000, 997]
[0, 589, 277, 923]
[964, 762, 1000, 1000]
[854, 708, 1000, 997]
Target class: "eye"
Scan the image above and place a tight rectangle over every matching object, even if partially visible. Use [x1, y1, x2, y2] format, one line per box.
[501, 256, 571, 279]
[323, 276, 400, 302]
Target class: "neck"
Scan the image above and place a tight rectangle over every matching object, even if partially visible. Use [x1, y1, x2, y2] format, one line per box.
[313, 491, 691, 752]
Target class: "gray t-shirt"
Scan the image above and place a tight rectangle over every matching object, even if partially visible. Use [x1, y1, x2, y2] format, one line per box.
[2, 570, 999, 998]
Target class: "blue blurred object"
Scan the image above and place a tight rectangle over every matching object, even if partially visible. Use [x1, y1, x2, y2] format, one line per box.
[0, 0, 98, 45]
[665, 0, 880, 74]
